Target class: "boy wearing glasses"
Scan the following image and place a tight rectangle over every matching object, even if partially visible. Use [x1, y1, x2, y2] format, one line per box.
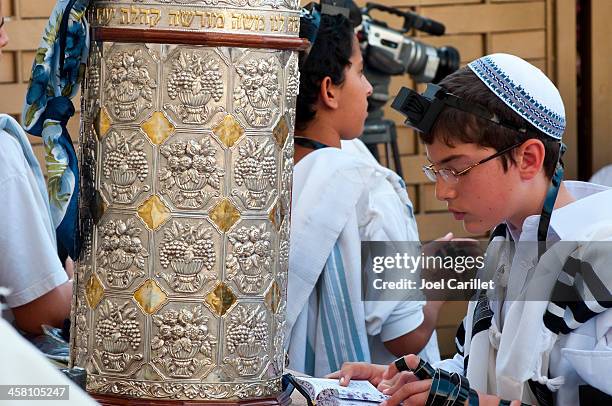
[327, 54, 612, 405]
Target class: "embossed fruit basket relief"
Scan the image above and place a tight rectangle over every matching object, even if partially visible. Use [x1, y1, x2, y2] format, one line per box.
[158, 221, 217, 293]
[166, 50, 225, 125]
[104, 48, 157, 122]
[72, 0, 302, 399]
[151, 306, 217, 378]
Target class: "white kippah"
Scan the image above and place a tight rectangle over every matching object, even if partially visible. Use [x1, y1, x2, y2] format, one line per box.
[468, 53, 565, 140]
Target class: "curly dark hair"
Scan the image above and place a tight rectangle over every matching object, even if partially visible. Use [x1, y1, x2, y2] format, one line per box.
[296, 13, 354, 131]
[420, 66, 561, 178]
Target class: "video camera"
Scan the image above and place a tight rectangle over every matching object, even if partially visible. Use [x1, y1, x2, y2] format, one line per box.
[356, 3, 460, 84]
[315, 0, 459, 85]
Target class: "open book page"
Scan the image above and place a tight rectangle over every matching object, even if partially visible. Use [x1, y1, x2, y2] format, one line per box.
[293, 377, 389, 404]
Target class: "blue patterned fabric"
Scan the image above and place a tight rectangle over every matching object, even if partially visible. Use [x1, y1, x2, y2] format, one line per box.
[469, 55, 566, 140]
[22, 0, 91, 260]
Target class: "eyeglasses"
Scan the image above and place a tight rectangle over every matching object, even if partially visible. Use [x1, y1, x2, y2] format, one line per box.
[422, 142, 523, 184]
[0, 16, 4, 29]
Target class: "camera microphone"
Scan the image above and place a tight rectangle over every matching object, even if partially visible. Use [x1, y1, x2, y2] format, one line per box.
[404, 11, 445, 36]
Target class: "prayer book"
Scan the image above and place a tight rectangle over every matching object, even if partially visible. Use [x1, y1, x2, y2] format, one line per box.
[293, 377, 389, 406]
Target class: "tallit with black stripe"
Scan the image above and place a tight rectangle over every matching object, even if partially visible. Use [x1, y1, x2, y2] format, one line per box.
[453, 224, 612, 405]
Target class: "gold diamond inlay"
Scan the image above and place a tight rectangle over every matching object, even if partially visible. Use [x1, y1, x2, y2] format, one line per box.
[141, 111, 175, 145]
[209, 199, 240, 232]
[205, 282, 236, 316]
[265, 281, 282, 314]
[95, 107, 111, 139]
[133, 279, 168, 314]
[269, 204, 281, 230]
[85, 273, 104, 308]
[213, 115, 244, 148]
[138, 195, 171, 230]
[273, 116, 289, 147]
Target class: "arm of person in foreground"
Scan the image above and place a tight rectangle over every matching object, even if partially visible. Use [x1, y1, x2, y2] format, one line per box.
[10, 250, 73, 335]
[11, 277, 72, 334]
[383, 300, 445, 357]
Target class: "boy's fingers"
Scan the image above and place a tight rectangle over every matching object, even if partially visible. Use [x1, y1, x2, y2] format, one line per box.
[403, 391, 429, 406]
[326, 370, 341, 379]
[324, 362, 369, 386]
[326, 363, 389, 387]
[381, 380, 431, 406]
[382, 364, 397, 381]
[383, 355, 420, 380]
[436, 232, 454, 241]
[382, 372, 418, 395]
[324, 369, 352, 386]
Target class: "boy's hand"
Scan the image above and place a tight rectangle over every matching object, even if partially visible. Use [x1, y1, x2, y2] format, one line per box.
[325, 362, 387, 387]
[381, 380, 431, 406]
[380, 355, 431, 406]
[380, 355, 505, 406]
[378, 370, 418, 395]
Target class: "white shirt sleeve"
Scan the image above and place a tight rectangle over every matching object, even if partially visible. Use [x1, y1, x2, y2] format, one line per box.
[364, 299, 425, 340]
[434, 352, 466, 375]
[0, 136, 67, 308]
[353, 158, 427, 343]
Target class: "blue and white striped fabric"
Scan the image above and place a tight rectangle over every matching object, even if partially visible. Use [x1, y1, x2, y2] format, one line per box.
[287, 147, 374, 376]
[310, 243, 369, 374]
[22, 0, 91, 260]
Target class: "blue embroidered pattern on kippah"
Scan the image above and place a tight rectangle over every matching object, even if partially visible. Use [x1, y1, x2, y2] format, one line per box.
[469, 56, 565, 139]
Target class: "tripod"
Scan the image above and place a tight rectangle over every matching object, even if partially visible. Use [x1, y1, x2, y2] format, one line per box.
[359, 66, 404, 178]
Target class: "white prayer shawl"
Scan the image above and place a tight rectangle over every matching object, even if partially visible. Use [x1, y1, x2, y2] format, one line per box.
[589, 164, 612, 187]
[439, 182, 612, 405]
[286, 142, 431, 376]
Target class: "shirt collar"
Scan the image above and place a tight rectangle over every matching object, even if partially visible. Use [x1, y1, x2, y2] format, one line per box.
[508, 181, 612, 241]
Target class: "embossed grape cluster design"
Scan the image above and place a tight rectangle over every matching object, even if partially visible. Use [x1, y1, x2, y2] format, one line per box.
[167, 51, 223, 126]
[159, 221, 215, 270]
[168, 53, 223, 101]
[96, 300, 141, 352]
[234, 138, 276, 189]
[103, 131, 148, 182]
[94, 300, 143, 372]
[286, 58, 299, 99]
[166, 51, 225, 124]
[226, 305, 268, 355]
